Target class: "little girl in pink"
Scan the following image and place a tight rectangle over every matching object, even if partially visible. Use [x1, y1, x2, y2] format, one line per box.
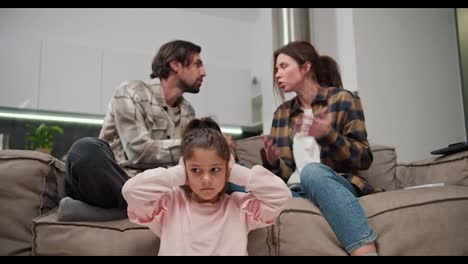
[122, 117, 292, 256]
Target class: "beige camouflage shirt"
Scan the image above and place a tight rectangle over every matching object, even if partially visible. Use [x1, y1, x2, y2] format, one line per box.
[99, 79, 195, 177]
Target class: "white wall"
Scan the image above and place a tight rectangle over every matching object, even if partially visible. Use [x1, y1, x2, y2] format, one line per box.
[335, 9, 359, 93]
[312, 9, 339, 69]
[0, 8, 254, 68]
[249, 9, 275, 133]
[312, 8, 359, 92]
[0, 8, 265, 127]
[315, 8, 465, 162]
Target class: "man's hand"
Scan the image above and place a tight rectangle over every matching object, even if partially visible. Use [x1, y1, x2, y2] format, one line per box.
[263, 136, 279, 168]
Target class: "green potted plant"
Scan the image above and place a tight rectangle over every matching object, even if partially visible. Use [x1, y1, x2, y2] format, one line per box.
[26, 123, 64, 154]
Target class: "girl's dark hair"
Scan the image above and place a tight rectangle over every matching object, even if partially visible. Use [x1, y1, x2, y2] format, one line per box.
[273, 41, 343, 101]
[150, 40, 202, 79]
[181, 117, 231, 164]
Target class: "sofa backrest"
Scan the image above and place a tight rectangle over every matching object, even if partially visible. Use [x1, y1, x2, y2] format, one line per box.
[359, 145, 399, 191]
[396, 149, 468, 188]
[235, 135, 264, 168]
[0, 150, 65, 256]
[235, 136, 399, 191]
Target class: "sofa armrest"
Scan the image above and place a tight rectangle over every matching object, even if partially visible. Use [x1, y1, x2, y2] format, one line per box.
[396, 150, 468, 189]
[0, 150, 65, 255]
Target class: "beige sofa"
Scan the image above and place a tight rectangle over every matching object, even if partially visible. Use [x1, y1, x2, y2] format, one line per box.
[1, 135, 468, 256]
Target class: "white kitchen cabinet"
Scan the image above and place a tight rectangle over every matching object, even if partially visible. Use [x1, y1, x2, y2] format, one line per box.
[100, 49, 151, 114]
[38, 40, 102, 114]
[0, 37, 255, 128]
[0, 37, 41, 109]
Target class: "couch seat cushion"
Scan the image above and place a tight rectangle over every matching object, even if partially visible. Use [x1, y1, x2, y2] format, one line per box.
[32, 209, 160, 256]
[275, 186, 468, 255]
[33, 209, 271, 256]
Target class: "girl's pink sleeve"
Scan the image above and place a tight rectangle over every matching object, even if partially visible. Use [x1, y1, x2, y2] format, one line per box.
[230, 164, 292, 231]
[121, 165, 186, 226]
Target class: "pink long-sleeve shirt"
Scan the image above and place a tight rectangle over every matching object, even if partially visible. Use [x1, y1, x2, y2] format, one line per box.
[121, 164, 292, 256]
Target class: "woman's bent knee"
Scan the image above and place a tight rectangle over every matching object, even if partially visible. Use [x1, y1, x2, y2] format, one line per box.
[300, 163, 334, 182]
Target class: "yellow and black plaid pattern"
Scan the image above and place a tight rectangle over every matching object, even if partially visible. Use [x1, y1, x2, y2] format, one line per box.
[262, 86, 378, 196]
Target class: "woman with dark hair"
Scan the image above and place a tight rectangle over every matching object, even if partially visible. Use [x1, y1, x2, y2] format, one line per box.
[262, 41, 379, 256]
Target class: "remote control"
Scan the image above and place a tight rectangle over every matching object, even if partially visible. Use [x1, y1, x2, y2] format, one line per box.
[430, 142, 468, 155]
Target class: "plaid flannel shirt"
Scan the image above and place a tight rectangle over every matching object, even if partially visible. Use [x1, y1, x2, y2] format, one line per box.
[99, 79, 195, 176]
[262, 86, 377, 196]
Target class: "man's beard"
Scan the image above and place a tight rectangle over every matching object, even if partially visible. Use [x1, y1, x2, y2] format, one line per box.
[180, 79, 201, 94]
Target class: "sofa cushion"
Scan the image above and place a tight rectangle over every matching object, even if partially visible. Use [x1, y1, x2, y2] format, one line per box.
[359, 145, 399, 191]
[273, 198, 346, 255]
[236, 135, 264, 168]
[0, 150, 65, 256]
[248, 226, 273, 256]
[32, 209, 160, 256]
[274, 186, 468, 255]
[396, 150, 468, 188]
[33, 209, 271, 256]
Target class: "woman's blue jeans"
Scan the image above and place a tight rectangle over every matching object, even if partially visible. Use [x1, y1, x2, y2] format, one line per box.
[291, 162, 377, 253]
